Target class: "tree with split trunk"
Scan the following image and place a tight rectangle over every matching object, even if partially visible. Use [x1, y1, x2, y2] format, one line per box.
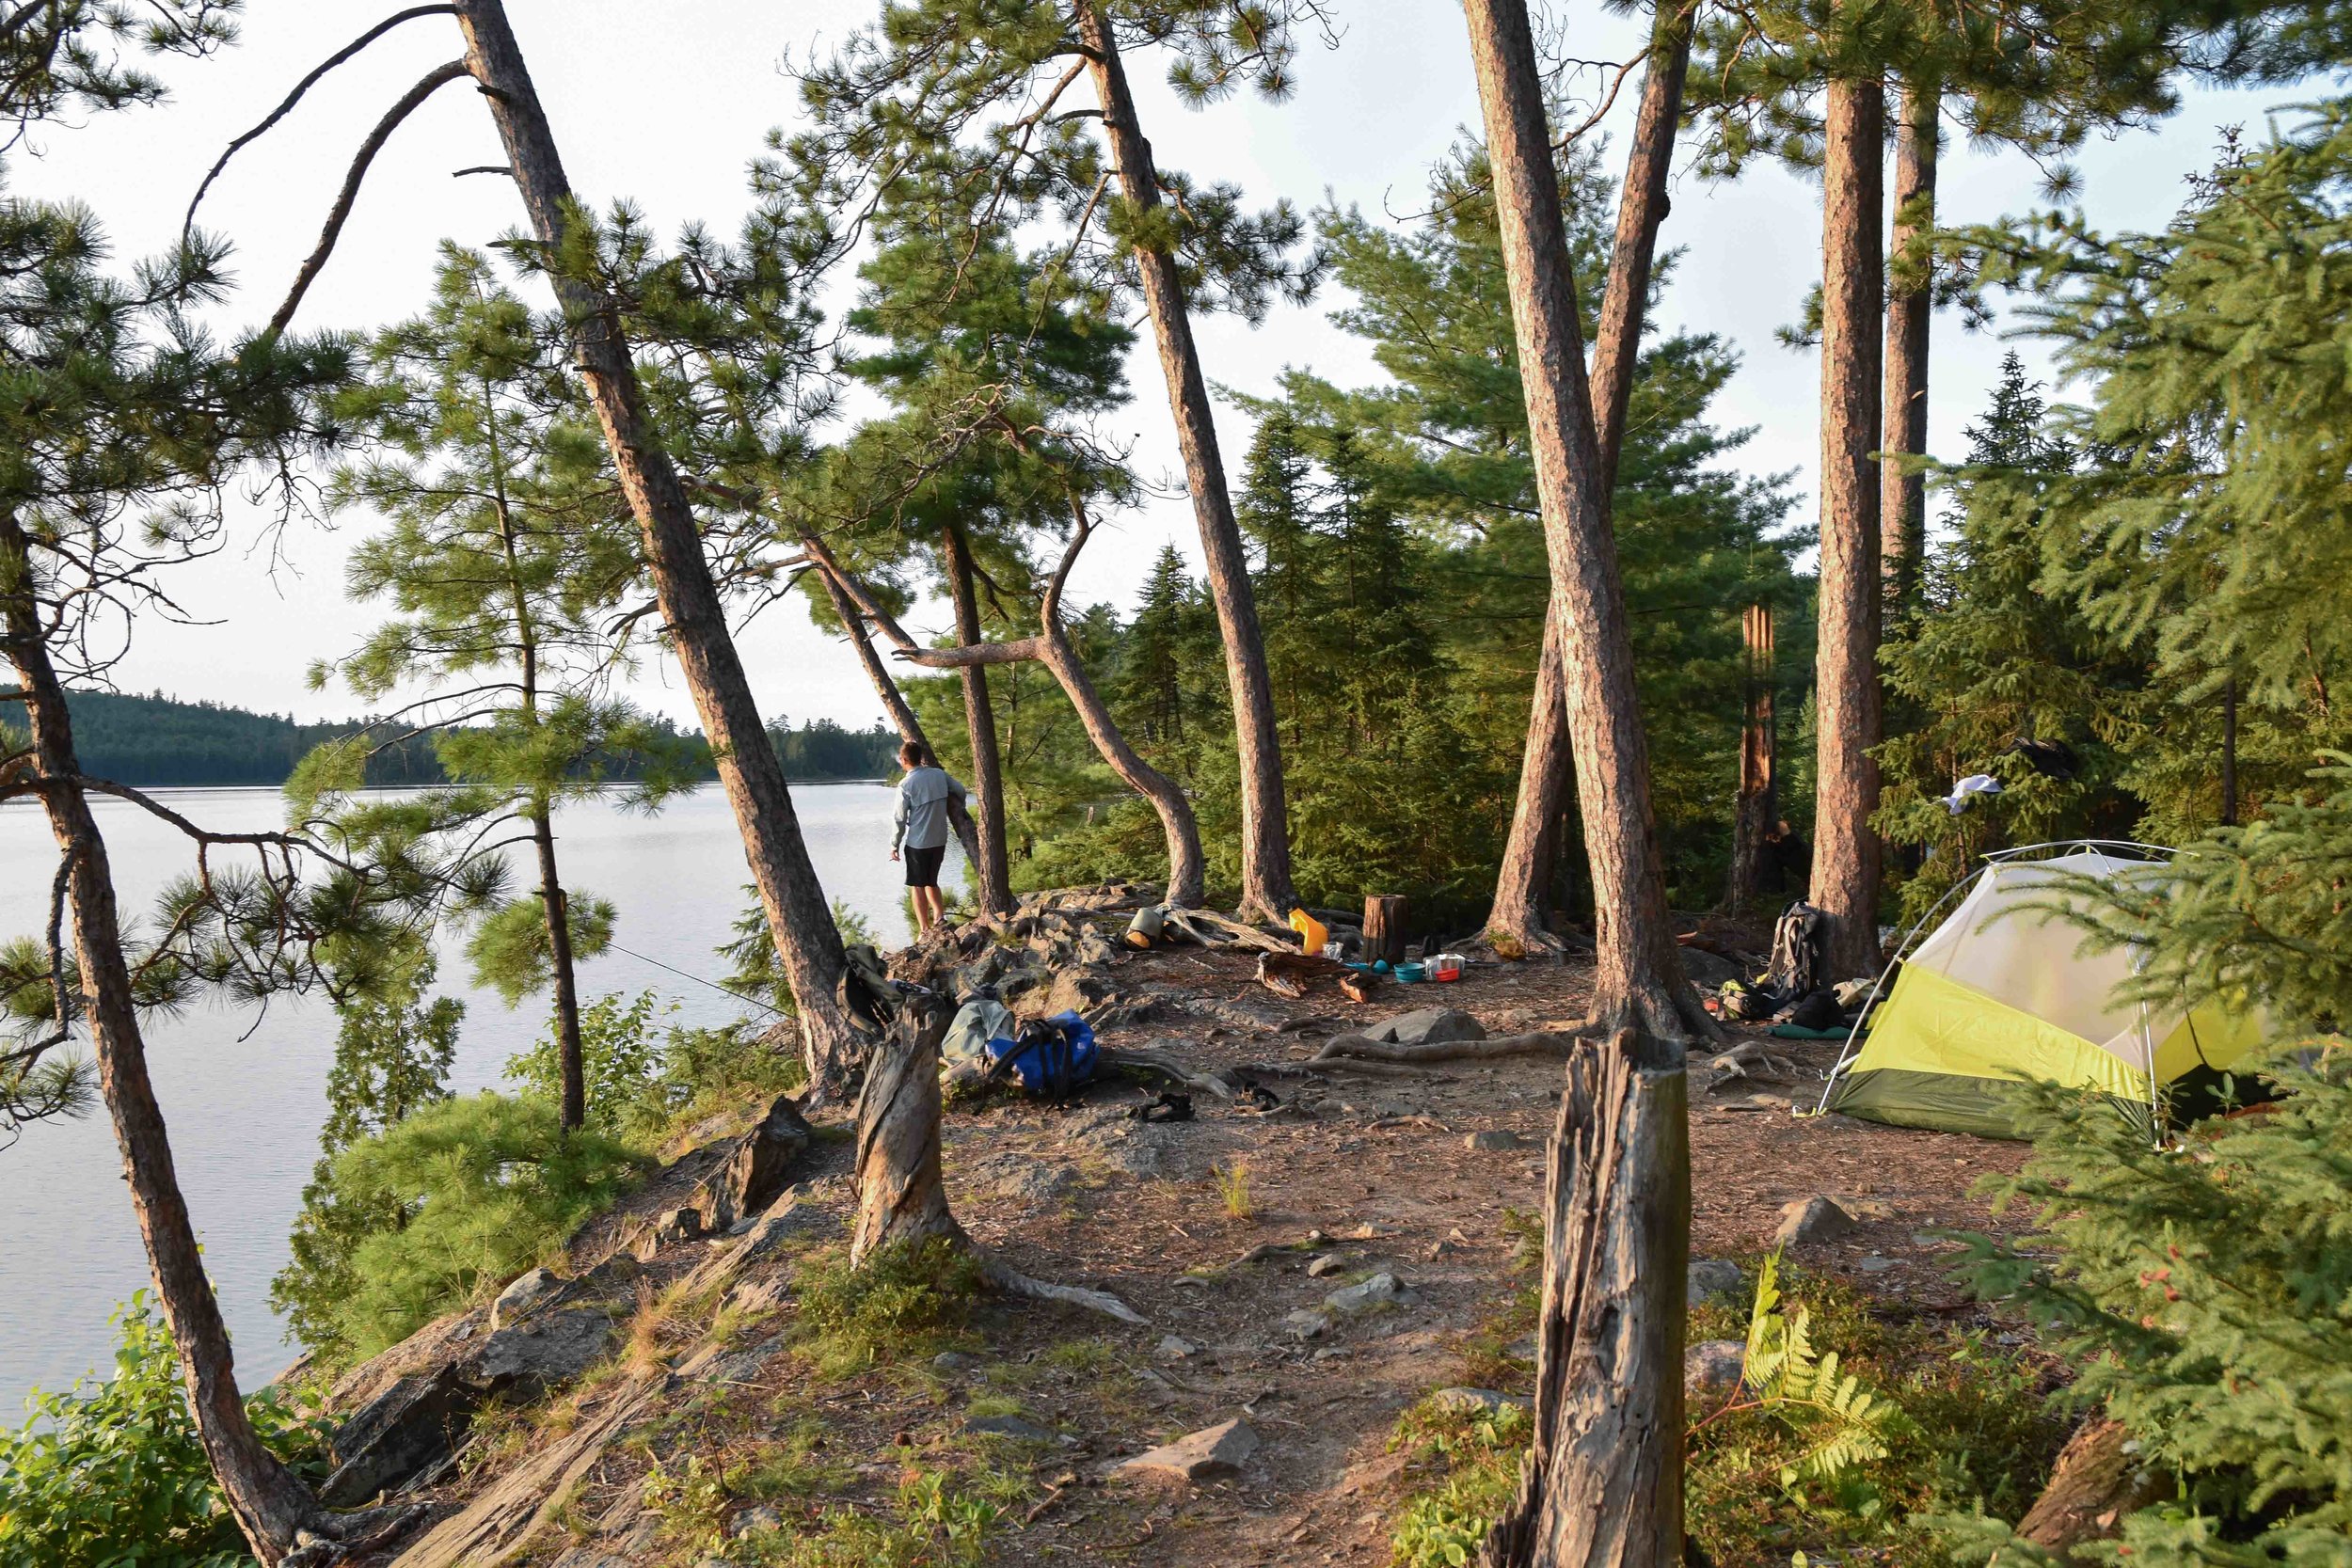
[0, 13, 439, 1552]
[290, 247, 699, 1134]
[1458, 0, 1716, 1041]
[207, 0, 876, 1101]
[788, 0, 1333, 920]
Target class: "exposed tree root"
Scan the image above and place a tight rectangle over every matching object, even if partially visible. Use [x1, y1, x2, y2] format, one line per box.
[1097, 1047, 1234, 1099]
[979, 1252, 1148, 1325]
[1311, 1031, 1581, 1069]
[1581, 972, 1722, 1049]
[280, 1502, 434, 1567]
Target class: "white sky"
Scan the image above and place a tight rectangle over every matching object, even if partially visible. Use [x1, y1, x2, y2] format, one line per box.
[8, 1, 2292, 729]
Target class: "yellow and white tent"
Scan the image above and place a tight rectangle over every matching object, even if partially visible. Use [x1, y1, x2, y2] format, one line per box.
[1819, 845, 2264, 1139]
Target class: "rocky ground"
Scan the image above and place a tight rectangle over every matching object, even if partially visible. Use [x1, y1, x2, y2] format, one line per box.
[326, 892, 2043, 1568]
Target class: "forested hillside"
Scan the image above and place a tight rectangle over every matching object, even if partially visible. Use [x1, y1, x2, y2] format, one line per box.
[40, 689, 899, 787]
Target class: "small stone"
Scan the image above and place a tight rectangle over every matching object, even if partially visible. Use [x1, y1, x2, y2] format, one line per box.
[1326, 1272, 1417, 1317]
[1343, 1222, 1391, 1241]
[932, 1352, 978, 1373]
[1830, 1195, 1898, 1222]
[1155, 1336, 1200, 1361]
[1306, 1253, 1345, 1278]
[1775, 1196, 1856, 1245]
[732, 1504, 785, 1538]
[965, 1414, 1059, 1444]
[1504, 1336, 1535, 1362]
[1687, 1258, 1747, 1306]
[1685, 1339, 1746, 1396]
[1466, 1130, 1523, 1152]
[1283, 1308, 1332, 1341]
[1118, 1418, 1260, 1482]
[1857, 1256, 1897, 1274]
[490, 1267, 565, 1330]
[1428, 1386, 1531, 1417]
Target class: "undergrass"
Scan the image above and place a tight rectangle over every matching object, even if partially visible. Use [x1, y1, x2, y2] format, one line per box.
[790, 1237, 985, 1378]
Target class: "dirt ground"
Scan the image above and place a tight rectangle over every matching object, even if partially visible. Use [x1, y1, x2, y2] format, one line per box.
[371, 936, 2042, 1568]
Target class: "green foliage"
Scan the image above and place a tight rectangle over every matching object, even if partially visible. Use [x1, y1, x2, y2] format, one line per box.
[791, 1238, 984, 1377]
[501, 989, 800, 1147]
[0, 1295, 326, 1568]
[1387, 1396, 1534, 1568]
[734, 1465, 1015, 1568]
[720, 895, 872, 1019]
[305, 1092, 649, 1360]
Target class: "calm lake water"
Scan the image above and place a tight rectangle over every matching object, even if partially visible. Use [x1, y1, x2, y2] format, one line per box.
[0, 782, 943, 1417]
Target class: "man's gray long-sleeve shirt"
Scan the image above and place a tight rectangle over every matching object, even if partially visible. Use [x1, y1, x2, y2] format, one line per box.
[894, 766, 966, 852]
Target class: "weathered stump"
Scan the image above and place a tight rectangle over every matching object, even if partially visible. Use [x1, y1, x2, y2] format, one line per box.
[1481, 1027, 1690, 1568]
[1363, 895, 1409, 965]
[850, 992, 962, 1265]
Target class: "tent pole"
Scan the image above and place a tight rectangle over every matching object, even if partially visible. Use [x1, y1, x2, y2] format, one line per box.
[1812, 863, 1985, 1117]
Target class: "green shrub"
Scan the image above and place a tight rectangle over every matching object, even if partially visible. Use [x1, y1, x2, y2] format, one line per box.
[792, 1238, 984, 1376]
[1388, 1396, 1533, 1568]
[0, 1295, 326, 1567]
[320, 1092, 650, 1357]
[506, 990, 803, 1146]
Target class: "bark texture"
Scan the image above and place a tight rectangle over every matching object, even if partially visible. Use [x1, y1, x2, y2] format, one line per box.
[530, 813, 585, 1132]
[1881, 80, 1937, 622]
[1460, 0, 1710, 1041]
[943, 521, 1014, 916]
[4, 514, 327, 1563]
[1479, 1028, 1690, 1568]
[1484, 1, 1691, 956]
[1725, 602, 1778, 910]
[850, 992, 961, 1264]
[451, 0, 867, 1098]
[1362, 894, 1409, 964]
[1811, 71, 1888, 981]
[1073, 0, 1295, 921]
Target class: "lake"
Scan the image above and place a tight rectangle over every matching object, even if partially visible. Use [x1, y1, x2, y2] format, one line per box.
[0, 782, 938, 1417]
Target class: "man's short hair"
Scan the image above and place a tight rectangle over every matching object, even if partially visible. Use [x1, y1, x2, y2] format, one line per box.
[898, 740, 932, 768]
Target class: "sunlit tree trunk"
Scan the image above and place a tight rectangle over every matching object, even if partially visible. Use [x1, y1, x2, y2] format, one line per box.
[1485, 0, 1691, 956]
[5, 513, 328, 1563]
[1811, 69, 1888, 980]
[453, 0, 867, 1098]
[1460, 0, 1711, 1042]
[1881, 78, 1937, 623]
[1072, 0, 1295, 921]
[943, 521, 1014, 915]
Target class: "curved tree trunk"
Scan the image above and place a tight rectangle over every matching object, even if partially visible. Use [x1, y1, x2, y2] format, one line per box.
[850, 991, 961, 1263]
[1811, 69, 1888, 981]
[1460, 0, 1712, 1043]
[1035, 623, 1206, 907]
[1483, 1, 1691, 957]
[811, 564, 984, 872]
[1881, 79, 1937, 625]
[1072, 0, 1295, 922]
[5, 516, 328, 1564]
[452, 0, 868, 1100]
[943, 521, 1015, 916]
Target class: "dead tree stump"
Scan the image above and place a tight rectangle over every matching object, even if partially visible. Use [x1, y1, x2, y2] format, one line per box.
[1481, 1027, 1691, 1568]
[850, 991, 962, 1265]
[1363, 895, 1409, 965]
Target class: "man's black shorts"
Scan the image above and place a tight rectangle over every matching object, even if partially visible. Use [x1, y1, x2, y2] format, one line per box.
[903, 844, 946, 888]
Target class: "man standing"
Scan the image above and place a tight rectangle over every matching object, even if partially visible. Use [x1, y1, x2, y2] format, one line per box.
[891, 740, 967, 938]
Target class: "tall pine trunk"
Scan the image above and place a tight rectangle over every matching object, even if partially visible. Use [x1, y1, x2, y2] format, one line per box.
[943, 521, 1015, 916]
[530, 807, 586, 1132]
[1881, 80, 1936, 622]
[1483, 1, 1691, 956]
[1072, 0, 1295, 921]
[5, 513, 328, 1563]
[452, 0, 867, 1098]
[1811, 71, 1888, 980]
[813, 565, 984, 870]
[1460, 0, 1710, 1042]
[1725, 602, 1778, 909]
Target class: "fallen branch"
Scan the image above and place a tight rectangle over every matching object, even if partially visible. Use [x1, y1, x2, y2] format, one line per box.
[1311, 1031, 1581, 1069]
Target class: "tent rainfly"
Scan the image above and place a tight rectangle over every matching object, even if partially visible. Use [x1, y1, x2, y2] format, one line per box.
[1819, 844, 2264, 1140]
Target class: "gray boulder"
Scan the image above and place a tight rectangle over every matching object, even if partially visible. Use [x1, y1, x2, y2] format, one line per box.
[464, 1305, 623, 1401]
[1119, 1418, 1260, 1482]
[966, 1413, 1061, 1444]
[1369, 1007, 1487, 1047]
[318, 1366, 475, 1507]
[1687, 1257, 1747, 1306]
[1776, 1196, 1857, 1245]
[1465, 1129, 1523, 1152]
[490, 1267, 565, 1331]
[1326, 1272, 1419, 1317]
[1677, 945, 1746, 989]
[1685, 1339, 1746, 1396]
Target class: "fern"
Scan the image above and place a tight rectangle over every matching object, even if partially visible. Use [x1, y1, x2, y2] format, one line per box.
[1713, 1252, 1901, 1489]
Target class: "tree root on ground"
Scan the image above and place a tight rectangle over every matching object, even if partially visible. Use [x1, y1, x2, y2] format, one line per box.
[1097, 1047, 1235, 1099]
[1309, 1031, 1580, 1069]
[280, 1502, 434, 1567]
[979, 1251, 1148, 1324]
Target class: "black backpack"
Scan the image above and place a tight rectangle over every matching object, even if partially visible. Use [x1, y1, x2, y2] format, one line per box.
[1764, 901, 1829, 997]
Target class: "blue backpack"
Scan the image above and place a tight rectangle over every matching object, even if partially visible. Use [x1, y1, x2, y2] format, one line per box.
[985, 1011, 1098, 1102]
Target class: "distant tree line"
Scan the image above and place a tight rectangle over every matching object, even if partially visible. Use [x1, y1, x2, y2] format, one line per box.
[25, 689, 898, 788]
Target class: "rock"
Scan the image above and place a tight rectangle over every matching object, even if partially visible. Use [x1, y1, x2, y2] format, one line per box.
[967, 1153, 1080, 1208]
[966, 1414, 1060, 1444]
[1677, 945, 1746, 989]
[933, 1351, 978, 1373]
[1282, 1308, 1333, 1341]
[698, 1341, 779, 1385]
[1857, 1255, 1897, 1273]
[1063, 1107, 1181, 1180]
[702, 1095, 814, 1232]
[732, 1504, 786, 1538]
[327, 1304, 493, 1413]
[1040, 965, 1121, 1020]
[1368, 1006, 1487, 1047]
[1776, 1196, 1856, 1245]
[1428, 1386, 1531, 1418]
[1427, 1239, 1460, 1260]
[1466, 1129, 1523, 1152]
[464, 1305, 623, 1401]
[490, 1267, 566, 1331]
[1305, 1253, 1345, 1278]
[1687, 1258, 1747, 1306]
[318, 1366, 477, 1507]
[1685, 1339, 1746, 1396]
[1118, 1418, 1260, 1482]
[1155, 1335, 1200, 1361]
[1326, 1272, 1418, 1317]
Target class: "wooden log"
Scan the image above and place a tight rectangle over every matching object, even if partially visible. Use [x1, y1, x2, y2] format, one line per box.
[1363, 895, 1409, 965]
[1480, 1028, 1690, 1568]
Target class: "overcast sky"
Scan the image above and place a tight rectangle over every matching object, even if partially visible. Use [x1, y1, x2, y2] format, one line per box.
[10, 1, 2291, 729]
